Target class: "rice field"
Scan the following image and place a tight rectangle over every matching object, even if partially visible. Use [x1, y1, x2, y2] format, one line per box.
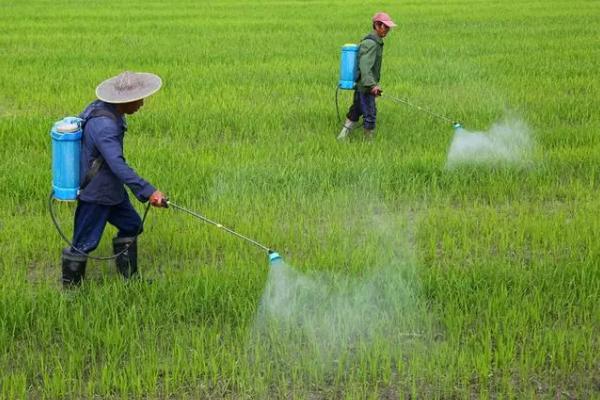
[0, 0, 599, 398]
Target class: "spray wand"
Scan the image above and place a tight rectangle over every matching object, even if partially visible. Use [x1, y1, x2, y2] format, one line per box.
[381, 93, 463, 130]
[166, 201, 283, 265]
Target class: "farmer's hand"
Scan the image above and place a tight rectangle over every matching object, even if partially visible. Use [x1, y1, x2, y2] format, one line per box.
[370, 86, 382, 96]
[149, 190, 168, 208]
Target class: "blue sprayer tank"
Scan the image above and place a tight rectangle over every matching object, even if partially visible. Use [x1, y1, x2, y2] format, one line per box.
[51, 117, 83, 201]
[338, 44, 359, 90]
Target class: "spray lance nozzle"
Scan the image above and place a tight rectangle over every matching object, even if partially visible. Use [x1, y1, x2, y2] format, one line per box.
[166, 200, 284, 267]
[381, 94, 466, 130]
[268, 250, 282, 265]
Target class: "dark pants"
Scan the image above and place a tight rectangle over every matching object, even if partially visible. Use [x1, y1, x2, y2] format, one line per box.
[346, 90, 377, 130]
[72, 196, 142, 254]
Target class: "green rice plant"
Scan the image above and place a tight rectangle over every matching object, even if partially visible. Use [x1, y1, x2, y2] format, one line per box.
[0, 0, 598, 398]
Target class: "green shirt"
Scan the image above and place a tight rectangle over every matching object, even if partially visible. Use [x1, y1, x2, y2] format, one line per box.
[356, 31, 384, 93]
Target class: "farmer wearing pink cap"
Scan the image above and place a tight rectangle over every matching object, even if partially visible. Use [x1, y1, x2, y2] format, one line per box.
[338, 12, 397, 140]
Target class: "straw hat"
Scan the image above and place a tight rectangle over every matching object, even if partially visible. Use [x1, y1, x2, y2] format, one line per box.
[95, 71, 162, 104]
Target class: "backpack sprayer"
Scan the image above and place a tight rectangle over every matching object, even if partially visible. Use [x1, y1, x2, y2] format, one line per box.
[336, 43, 464, 130]
[50, 117, 282, 266]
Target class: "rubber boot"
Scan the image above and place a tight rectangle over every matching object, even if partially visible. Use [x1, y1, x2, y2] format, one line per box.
[337, 119, 357, 140]
[364, 128, 375, 141]
[113, 236, 138, 279]
[62, 248, 87, 287]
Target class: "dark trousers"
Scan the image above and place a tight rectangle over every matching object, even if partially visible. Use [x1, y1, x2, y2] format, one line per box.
[72, 196, 142, 254]
[346, 90, 377, 130]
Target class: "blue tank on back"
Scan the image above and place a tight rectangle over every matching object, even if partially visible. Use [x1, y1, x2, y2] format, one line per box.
[339, 44, 359, 90]
[51, 117, 83, 201]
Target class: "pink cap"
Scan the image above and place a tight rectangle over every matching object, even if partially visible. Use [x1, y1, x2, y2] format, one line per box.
[372, 12, 397, 27]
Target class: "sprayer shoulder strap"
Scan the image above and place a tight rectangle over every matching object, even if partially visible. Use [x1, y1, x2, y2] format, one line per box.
[362, 34, 382, 46]
[80, 109, 119, 191]
[80, 158, 104, 190]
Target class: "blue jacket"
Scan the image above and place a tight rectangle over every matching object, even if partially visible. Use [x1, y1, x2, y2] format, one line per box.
[78, 100, 156, 205]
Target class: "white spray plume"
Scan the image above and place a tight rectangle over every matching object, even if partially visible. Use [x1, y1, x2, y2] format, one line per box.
[446, 117, 534, 168]
[248, 203, 428, 372]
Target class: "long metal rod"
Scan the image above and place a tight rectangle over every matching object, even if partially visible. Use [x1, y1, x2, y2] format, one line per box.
[381, 94, 455, 124]
[167, 201, 271, 252]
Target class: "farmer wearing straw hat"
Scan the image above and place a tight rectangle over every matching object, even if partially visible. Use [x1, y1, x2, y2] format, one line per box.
[61, 71, 168, 287]
[338, 12, 396, 140]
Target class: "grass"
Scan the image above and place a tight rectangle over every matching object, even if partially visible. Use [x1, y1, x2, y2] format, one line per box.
[0, 0, 599, 398]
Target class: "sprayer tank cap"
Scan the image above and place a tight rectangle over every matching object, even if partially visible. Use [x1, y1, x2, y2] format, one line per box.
[55, 123, 79, 133]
